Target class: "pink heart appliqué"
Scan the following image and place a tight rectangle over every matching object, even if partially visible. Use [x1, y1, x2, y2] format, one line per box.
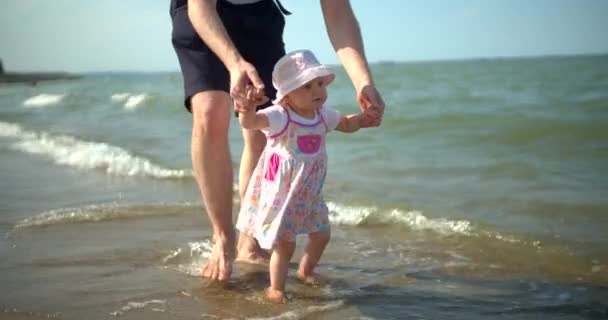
[297, 135, 322, 154]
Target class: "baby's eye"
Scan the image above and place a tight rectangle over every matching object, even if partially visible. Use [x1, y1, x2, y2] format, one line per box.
[303, 84, 312, 89]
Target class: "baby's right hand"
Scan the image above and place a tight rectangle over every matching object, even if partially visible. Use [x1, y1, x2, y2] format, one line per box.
[234, 101, 253, 113]
[234, 86, 269, 113]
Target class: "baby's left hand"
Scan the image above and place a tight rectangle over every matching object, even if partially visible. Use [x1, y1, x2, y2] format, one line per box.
[359, 107, 382, 128]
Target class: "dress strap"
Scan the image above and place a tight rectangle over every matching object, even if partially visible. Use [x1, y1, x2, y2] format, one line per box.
[268, 105, 291, 139]
[318, 108, 329, 133]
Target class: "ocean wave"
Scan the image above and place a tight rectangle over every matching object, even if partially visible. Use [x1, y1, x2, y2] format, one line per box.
[110, 92, 149, 110]
[125, 94, 148, 110]
[22, 94, 66, 108]
[110, 299, 167, 317]
[327, 202, 472, 235]
[9, 195, 529, 250]
[247, 300, 344, 320]
[0, 121, 191, 178]
[110, 93, 130, 102]
[9, 200, 476, 239]
[0, 122, 31, 138]
[12, 204, 190, 229]
[326, 202, 546, 248]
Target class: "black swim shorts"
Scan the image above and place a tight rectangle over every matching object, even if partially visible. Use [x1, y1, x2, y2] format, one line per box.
[170, 0, 286, 112]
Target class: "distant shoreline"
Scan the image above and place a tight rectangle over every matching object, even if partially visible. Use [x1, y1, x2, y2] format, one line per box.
[370, 52, 608, 67]
[0, 72, 81, 84]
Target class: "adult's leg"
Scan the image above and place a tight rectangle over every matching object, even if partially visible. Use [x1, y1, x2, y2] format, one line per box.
[236, 128, 269, 263]
[232, 0, 286, 265]
[190, 91, 235, 281]
[238, 128, 266, 200]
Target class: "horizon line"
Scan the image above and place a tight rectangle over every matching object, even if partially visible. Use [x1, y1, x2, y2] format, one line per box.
[4, 51, 607, 74]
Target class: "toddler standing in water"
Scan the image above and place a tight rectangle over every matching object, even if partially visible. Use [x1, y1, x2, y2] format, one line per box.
[234, 50, 379, 303]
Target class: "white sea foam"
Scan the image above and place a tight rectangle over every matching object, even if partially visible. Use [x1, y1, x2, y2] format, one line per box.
[22, 94, 66, 108]
[383, 209, 472, 235]
[14, 205, 113, 229]
[247, 300, 344, 320]
[326, 202, 375, 226]
[327, 202, 472, 236]
[0, 121, 190, 178]
[110, 92, 148, 110]
[0, 122, 30, 138]
[327, 202, 535, 245]
[172, 240, 213, 276]
[110, 299, 166, 317]
[124, 94, 148, 110]
[110, 93, 130, 102]
[162, 247, 182, 263]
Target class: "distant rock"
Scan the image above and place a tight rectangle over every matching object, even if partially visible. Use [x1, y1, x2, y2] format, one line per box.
[0, 71, 81, 84]
[0, 58, 81, 84]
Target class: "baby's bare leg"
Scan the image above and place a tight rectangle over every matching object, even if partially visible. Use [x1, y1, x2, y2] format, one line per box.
[297, 231, 330, 285]
[266, 239, 296, 303]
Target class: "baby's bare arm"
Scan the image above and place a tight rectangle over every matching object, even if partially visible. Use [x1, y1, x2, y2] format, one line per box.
[238, 108, 269, 130]
[335, 106, 382, 133]
[335, 114, 362, 133]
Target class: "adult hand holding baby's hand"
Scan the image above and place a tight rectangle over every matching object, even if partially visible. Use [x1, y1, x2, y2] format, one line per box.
[359, 107, 382, 128]
[357, 84, 385, 127]
[233, 86, 269, 113]
[233, 102, 251, 113]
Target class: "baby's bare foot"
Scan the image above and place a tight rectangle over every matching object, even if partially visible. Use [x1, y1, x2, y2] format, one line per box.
[296, 271, 326, 287]
[265, 287, 287, 304]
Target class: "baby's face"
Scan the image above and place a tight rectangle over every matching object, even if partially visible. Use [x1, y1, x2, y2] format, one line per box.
[285, 77, 328, 111]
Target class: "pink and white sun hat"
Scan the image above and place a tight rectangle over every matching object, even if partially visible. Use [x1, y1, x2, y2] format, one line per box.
[272, 49, 335, 105]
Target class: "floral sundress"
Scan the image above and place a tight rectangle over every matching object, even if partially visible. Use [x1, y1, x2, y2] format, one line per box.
[236, 106, 332, 249]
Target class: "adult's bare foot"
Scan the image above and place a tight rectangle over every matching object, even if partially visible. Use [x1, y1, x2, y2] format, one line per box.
[202, 231, 235, 282]
[265, 287, 287, 304]
[235, 233, 270, 265]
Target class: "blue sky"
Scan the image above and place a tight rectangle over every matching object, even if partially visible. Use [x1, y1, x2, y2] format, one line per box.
[1, 0, 607, 72]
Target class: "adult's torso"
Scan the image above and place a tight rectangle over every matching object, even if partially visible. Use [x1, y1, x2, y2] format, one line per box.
[225, 0, 263, 4]
[172, 0, 264, 9]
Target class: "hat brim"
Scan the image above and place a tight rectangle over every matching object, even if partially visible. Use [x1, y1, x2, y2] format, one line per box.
[272, 65, 335, 105]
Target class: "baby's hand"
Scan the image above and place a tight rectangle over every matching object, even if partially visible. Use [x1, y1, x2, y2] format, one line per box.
[359, 107, 382, 128]
[234, 86, 269, 113]
[234, 100, 253, 113]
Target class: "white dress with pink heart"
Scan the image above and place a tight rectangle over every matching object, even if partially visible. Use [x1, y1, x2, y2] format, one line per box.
[236, 104, 341, 249]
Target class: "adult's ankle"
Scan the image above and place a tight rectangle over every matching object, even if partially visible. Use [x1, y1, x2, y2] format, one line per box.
[213, 226, 236, 243]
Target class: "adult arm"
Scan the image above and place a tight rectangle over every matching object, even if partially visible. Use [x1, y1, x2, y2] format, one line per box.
[320, 0, 385, 126]
[187, 0, 265, 99]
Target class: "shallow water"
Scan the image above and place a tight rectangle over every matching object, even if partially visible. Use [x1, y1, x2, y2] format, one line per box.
[1, 55, 608, 319]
